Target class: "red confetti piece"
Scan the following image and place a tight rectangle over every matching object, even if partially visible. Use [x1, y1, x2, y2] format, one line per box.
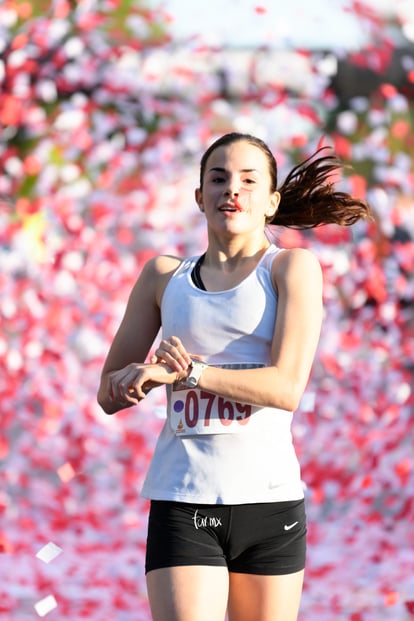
[391, 119, 410, 139]
[15, 2, 33, 18]
[333, 134, 352, 160]
[312, 487, 325, 504]
[23, 154, 42, 176]
[290, 134, 308, 149]
[53, 0, 71, 20]
[384, 591, 399, 606]
[0, 437, 9, 460]
[316, 135, 326, 151]
[296, 104, 320, 124]
[379, 83, 398, 98]
[360, 475, 373, 489]
[405, 601, 414, 614]
[0, 534, 14, 554]
[0, 95, 24, 125]
[345, 1, 383, 26]
[348, 174, 367, 200]
[11, 32, 29, 50]
[395, 458, 412, 485]
[233, 195, 243, 212]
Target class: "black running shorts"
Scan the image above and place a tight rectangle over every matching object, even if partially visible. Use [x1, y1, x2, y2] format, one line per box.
[145, 499, 306, 575]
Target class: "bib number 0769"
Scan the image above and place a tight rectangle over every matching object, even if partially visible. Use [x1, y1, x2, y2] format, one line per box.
[184, 390, 252, 428]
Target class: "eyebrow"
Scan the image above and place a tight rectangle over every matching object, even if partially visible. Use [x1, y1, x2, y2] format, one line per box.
[207, 167, 259, 173]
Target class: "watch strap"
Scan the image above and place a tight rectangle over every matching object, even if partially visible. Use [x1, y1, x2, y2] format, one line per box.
[183, 358, 208, 388]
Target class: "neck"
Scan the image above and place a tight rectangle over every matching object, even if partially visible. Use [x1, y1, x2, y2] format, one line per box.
[203, 241, 270, 271]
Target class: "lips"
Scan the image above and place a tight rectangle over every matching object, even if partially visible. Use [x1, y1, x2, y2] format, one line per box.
[218, 202, 242, 212]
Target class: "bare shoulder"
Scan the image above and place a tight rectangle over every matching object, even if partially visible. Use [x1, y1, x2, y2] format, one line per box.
[143, 254, 182, 275]
[272, 247, 322, 290]
[139, 254, 184, 306]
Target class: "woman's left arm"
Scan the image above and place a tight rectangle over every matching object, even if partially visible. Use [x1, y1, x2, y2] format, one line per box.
[155, 248, 323, 411]
[268, 247, 323, 409]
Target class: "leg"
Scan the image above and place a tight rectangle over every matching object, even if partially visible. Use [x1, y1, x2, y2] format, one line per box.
[146, 565, 229, 621]
[227, 569, 304, 621]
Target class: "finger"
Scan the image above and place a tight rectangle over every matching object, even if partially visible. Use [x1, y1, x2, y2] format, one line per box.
[169, 337, 192, 366]
[158, 338, 191, 370]
[134, 383, 151, 400]
[168, 335, 183, 347]
[123, 377, 143, 402]
[112, 371, 140, 405]
[120, 383, 140, 405]
[124, 369, 155, 401]
[154, 349, 185, 372]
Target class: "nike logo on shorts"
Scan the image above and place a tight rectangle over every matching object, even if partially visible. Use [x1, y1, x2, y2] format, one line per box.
[284, 521, 299, 531]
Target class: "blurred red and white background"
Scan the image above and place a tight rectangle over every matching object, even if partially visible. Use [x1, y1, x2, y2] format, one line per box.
[0, 1, 413, 619]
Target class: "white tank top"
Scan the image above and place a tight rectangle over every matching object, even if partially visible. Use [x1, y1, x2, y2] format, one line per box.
[141, 245, 304, 504]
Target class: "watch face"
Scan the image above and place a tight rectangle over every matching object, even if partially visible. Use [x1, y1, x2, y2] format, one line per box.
[187, 377, 197, 387]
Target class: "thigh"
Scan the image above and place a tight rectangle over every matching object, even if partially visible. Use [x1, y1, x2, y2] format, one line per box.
[227, 570, 304, 621]
[146, 565, 229, 621]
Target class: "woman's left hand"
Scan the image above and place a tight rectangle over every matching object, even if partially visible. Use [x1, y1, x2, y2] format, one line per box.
[150, 336, 192, 373]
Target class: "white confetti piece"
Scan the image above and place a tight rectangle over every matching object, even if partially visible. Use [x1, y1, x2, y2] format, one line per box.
[57, 462, 76, 483]
[299, 392, 316, 412]
[34, 595, 58, 617]
[36, 542, 63, 564]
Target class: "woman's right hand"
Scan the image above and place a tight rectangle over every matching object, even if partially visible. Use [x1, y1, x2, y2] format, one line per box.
[108, 360, 179, 406]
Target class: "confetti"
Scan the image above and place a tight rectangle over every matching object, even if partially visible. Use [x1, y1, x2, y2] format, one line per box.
[406, 601, 414, 614]
[34, 595, 58, 617]
[0, 534, 14, 553]
[57, 462, 76, 483]
[36, 542, 63, 564]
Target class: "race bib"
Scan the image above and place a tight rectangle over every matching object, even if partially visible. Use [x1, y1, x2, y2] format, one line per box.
[170, 386, 257, 436]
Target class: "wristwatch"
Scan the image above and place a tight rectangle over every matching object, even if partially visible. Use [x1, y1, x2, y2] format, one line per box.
[184, 358, 208, 388]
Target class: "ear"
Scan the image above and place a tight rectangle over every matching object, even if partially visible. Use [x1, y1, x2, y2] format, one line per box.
[266, 191, 281, 218]
[195, 188, 204, 211]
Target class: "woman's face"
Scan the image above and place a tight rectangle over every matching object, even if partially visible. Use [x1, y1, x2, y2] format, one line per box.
[195, 141, 280, 236]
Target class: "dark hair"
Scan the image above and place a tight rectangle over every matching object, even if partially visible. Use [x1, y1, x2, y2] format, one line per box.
[199, 132, 372, 229]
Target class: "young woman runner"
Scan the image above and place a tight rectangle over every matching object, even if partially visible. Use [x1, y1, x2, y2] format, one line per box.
[98, 132, 371, 621]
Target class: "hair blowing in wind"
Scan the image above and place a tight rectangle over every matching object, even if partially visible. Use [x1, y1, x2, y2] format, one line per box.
[273, 147, 372, 229]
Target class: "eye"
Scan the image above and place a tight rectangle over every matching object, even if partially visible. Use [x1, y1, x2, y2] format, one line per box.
[211, 176, 225, 183]
[243, 178, 256, 185]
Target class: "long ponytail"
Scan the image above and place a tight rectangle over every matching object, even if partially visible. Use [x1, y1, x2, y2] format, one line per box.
[273, 147, 372, 229]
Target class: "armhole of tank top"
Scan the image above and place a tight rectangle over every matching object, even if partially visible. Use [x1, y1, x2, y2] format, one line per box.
[268, 246, 286, 297]
[161, 255, 207, 310]
[160, 257, 189, 308]
[191, 253, 207, 290]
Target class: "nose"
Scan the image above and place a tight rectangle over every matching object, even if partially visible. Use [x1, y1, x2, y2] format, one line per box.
[224, 183, 240, 198]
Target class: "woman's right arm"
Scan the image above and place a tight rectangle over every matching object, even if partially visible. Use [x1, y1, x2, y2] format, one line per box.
[97, 255, 180, 414]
